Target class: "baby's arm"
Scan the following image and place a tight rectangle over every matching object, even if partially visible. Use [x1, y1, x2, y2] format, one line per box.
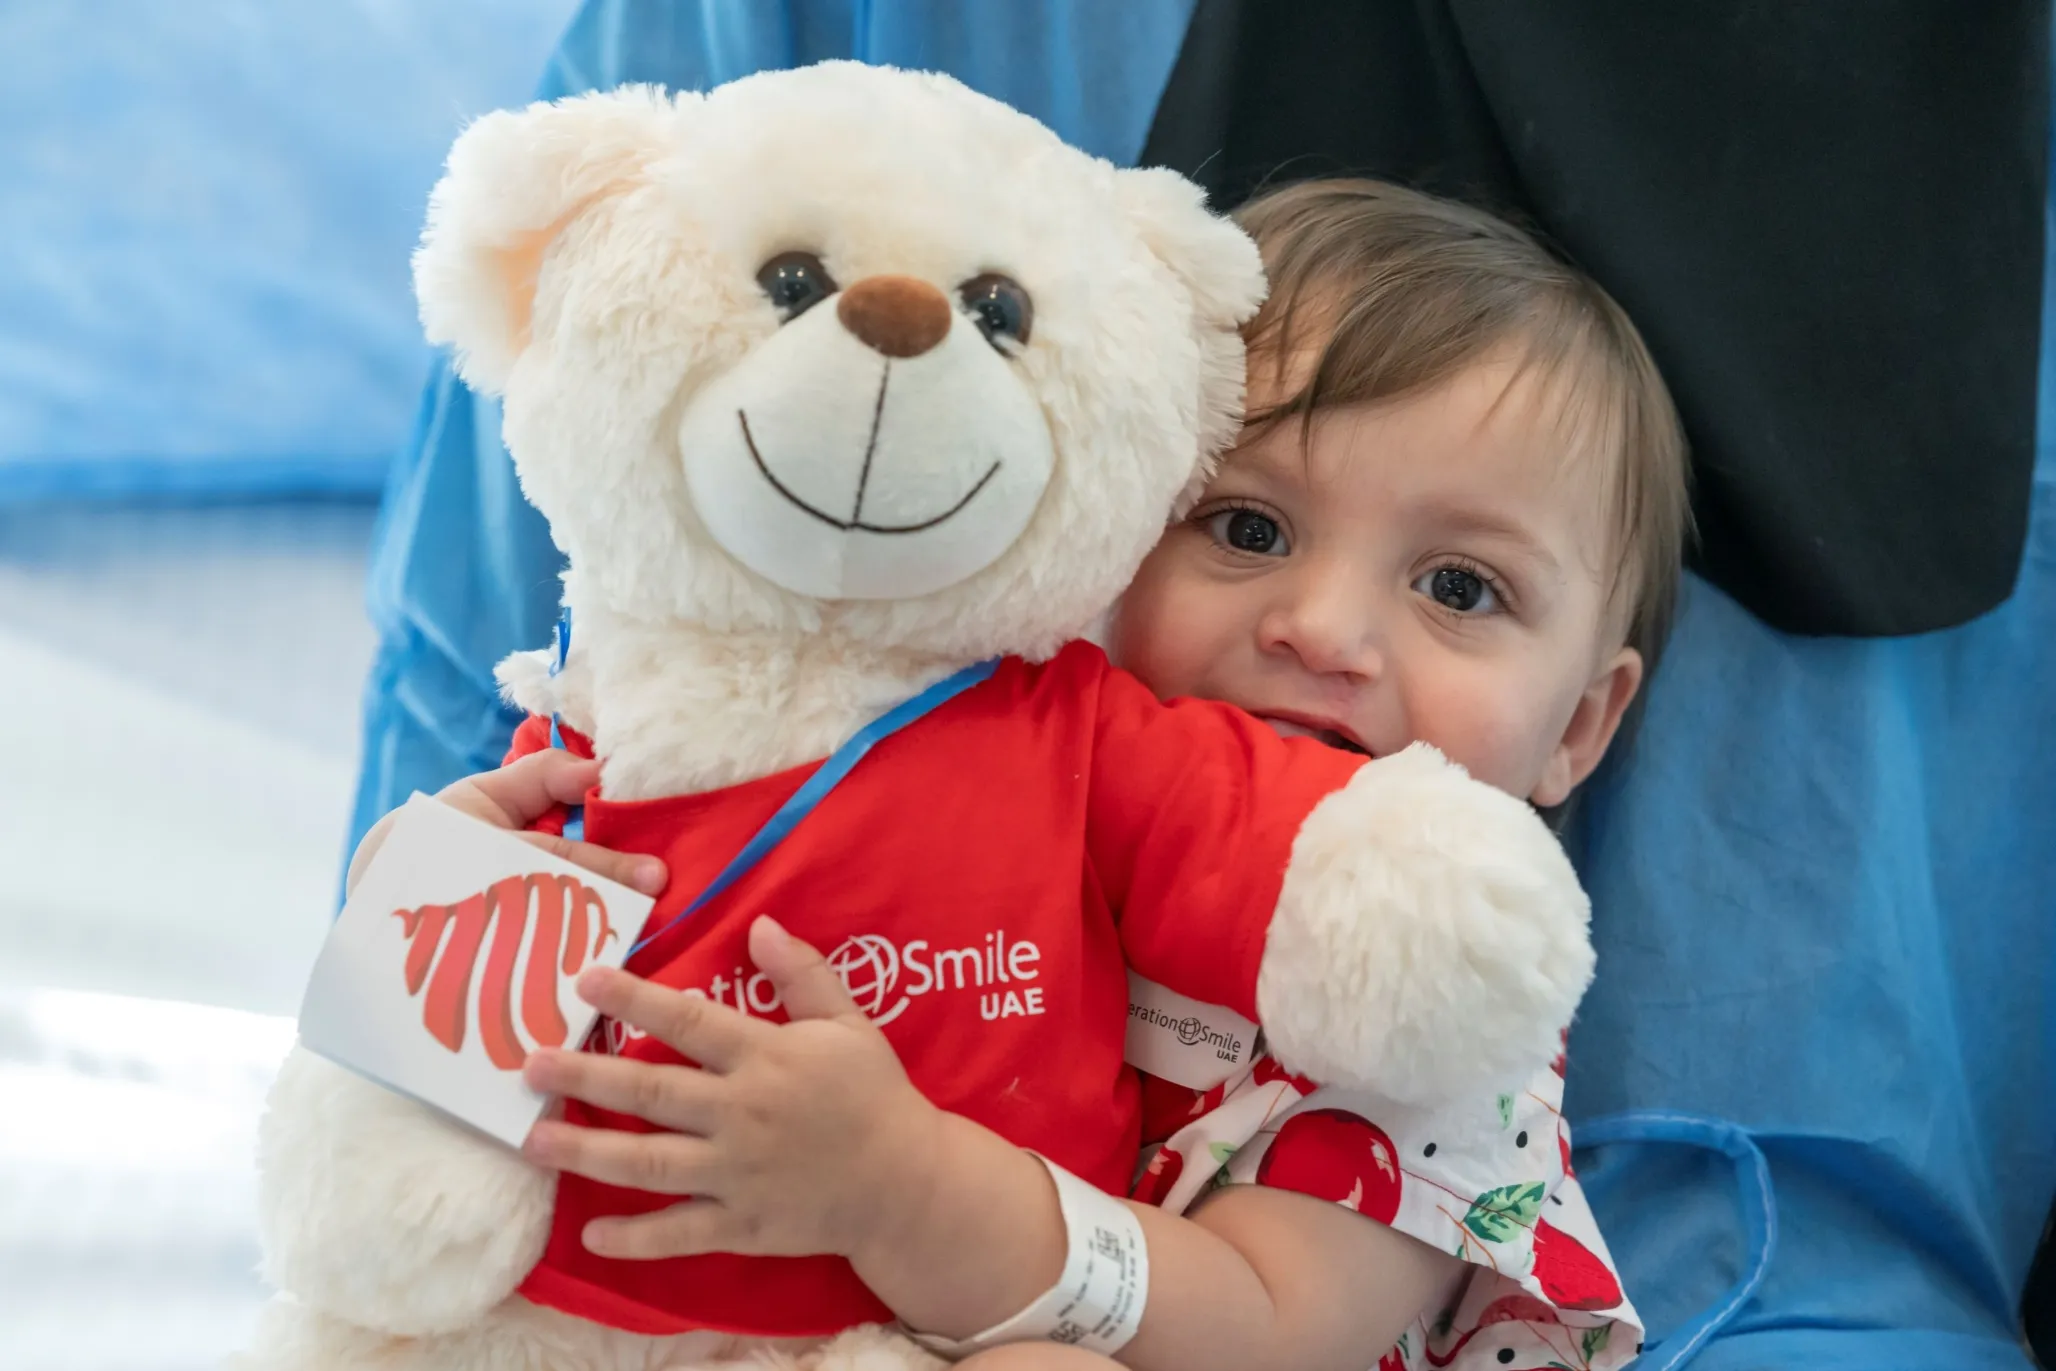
[853, 1107, 1458, 1371]
[523, 924, 1459, 1371]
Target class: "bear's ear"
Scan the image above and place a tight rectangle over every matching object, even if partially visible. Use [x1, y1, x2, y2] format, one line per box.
[413, 85, 690, 393]
[1115, 166, 1268, 334]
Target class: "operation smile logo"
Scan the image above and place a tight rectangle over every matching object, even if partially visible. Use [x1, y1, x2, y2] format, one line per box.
[599, 926, 1047, 1054]
[1129, 1000, 1247, 1063]
[391, 873, 618, 1070]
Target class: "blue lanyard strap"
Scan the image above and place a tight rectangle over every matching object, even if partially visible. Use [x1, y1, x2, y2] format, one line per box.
[541, 627, 996, 954]
[548, 610, 585, 840]
[551, 610, 573, 676]
[537, 614, 997, 953]
[624, 657, 999, 960]
[530, 628, 995, 961]
[1574, 1111, 1778, 1371]
[549, 713, 586, 842]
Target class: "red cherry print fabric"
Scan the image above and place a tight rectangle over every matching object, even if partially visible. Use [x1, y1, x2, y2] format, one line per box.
[1532, 1218, 1625, 1312]
[1129, 1046, 1642, 1369]
[1254, 1109, 1403, 1225]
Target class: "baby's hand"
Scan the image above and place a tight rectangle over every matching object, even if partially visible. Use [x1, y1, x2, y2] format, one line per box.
[520, 916, 942, 1262]
[345, 749, 668, 898]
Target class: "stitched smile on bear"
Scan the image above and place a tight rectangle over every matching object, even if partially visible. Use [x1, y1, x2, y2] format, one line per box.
[740, 403, 1002, 533]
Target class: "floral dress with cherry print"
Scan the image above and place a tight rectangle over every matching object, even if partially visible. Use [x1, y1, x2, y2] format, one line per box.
[1133, 1037, 1642, 1371]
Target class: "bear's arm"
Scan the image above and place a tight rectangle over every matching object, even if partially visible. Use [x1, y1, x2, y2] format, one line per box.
[1084, 664, 1365, 1020]
[1084, 662, 1592, 1104]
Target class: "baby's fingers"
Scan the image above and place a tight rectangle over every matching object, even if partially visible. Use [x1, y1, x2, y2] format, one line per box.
[524, 1048, 718, 1133]
[347, 752, 666, 897]
[523, 1119, 720, 1197]
[581, 1202, 748, 1262]
[574, 966, 765, 1072]
[447, 748, 600, 829]
[517, 828, 667, 895]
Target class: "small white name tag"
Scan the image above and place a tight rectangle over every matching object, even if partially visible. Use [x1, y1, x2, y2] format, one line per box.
[298, 794, 653, 1147]
[1123, 971, 1260, 1092]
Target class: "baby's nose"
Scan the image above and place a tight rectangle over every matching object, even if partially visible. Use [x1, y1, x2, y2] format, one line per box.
[837, 275, 953, 359]
[1261, 578, 1386, 682]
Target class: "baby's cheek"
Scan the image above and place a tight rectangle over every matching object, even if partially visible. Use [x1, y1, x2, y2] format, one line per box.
[1105, 585, 1165, 680]
[1403, 677, 1556, 798]
[1108, 551, 1225, 693]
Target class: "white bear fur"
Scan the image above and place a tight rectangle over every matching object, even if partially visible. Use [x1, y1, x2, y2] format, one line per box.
[1257, 744, 1594, 1104]
[256, 1047, 553, 1336]
[246, 61, 1593, 1371]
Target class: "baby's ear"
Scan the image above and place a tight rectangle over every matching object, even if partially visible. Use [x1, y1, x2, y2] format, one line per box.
[413, 85, 691, 392]
[1115, 166, 1268, 333]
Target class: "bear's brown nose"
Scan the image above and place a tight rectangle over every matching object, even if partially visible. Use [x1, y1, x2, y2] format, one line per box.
[836, 275, 953, 359]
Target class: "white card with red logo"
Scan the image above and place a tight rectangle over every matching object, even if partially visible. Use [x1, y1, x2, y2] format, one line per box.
[298, 793, 653, 1148]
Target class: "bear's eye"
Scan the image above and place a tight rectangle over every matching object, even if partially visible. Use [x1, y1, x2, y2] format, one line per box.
[756, 251, 837, 320]
[959, 273, 1033, 350]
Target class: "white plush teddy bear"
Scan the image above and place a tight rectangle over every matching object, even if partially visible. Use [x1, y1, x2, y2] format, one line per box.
[243, 61, 1593, 1371]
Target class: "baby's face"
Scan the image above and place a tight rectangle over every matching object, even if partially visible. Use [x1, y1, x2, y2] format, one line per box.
[1112, 354, 1642, 806]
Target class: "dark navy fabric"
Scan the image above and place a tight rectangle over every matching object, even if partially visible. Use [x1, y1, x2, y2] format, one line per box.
[1138, 0, 2050, 639]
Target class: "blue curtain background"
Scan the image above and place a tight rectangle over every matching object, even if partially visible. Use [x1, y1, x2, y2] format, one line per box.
[1559, 213, 2056, 1367]
[0, 0, 578, 498]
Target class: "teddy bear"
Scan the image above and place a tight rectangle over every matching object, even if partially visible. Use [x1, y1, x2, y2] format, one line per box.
[241, 61, 1593, 1371]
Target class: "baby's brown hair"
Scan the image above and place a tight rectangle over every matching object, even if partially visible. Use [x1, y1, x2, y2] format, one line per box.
[1233, 179, 1691, 676]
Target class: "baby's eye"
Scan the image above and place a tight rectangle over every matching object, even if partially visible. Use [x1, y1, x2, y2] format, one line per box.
[1206, 508, 1289, 556]
[1415, 564, 1501, 614]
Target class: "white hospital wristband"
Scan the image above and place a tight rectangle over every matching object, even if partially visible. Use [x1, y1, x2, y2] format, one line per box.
[904, 1154, 1149, 1360]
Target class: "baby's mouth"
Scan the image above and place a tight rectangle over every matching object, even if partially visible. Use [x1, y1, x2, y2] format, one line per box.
[1255, 714, 1373, 757]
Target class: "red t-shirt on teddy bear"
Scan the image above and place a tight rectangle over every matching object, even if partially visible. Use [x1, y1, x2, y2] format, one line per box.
[508, 640, 1364, 1338]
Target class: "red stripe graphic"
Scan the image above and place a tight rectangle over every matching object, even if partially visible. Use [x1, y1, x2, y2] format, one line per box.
[393, 875, 617, 1068]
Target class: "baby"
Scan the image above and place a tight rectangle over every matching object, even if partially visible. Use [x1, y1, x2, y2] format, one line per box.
[366, 178, 1688, 1371]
